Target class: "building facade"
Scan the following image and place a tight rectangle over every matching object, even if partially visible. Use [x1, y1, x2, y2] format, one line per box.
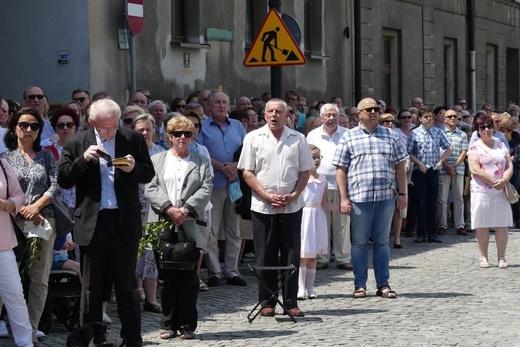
[1, 0, 519, 111]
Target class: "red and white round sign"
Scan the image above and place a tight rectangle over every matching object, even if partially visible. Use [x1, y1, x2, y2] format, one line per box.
[127, 0, 144, 35]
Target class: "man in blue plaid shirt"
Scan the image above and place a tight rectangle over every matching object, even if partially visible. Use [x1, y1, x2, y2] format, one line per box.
[333, 98, 408, 299]
[407, 106, 453, 244]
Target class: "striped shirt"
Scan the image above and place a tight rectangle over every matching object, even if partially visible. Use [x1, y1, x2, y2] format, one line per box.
[440, 127, 468, 175]
[332, 125, 408, 203]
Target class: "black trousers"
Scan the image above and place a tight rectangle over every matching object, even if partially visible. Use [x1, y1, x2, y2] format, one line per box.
[160, 268, 199, 333]
[251, 209, 302, 310]
[79, 209, 142, 347]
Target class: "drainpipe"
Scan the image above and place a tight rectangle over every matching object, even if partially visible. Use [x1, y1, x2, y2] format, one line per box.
[467, 0, 476, 112]
[354, 0, 361, 103]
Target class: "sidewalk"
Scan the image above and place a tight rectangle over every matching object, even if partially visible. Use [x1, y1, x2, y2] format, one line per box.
[2, 229, 520, 346]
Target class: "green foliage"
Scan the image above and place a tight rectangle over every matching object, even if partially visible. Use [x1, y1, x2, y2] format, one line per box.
[138, 220, 172, 259]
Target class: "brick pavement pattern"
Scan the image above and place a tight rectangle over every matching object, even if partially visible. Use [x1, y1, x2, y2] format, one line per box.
[2, 230, 520, 346]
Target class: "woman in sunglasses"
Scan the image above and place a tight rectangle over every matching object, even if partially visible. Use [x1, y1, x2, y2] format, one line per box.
[1, 107, 60, 344]
[146, 115, 212, 340]
[468, 115, 514, 269]
[121, 105, 144, 129]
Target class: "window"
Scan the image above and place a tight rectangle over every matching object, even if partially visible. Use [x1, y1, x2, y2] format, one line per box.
[486, 44, 498, 107]
[303, 0, 325, 58]
[443, 38, 457, 107]
[382, 30, 401, 108]
[506, 48, 519, 105]
[245, 0, 268, 47]
[171, 0, 207, 48]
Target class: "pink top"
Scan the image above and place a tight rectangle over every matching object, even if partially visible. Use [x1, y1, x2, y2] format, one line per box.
[0, 158, 26, 251]
[468, 140, 508, 193]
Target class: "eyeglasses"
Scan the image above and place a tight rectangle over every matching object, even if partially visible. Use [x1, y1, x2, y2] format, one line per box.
[73, 97, 86, 103]
[479, 124, 493, 131]
[361, 107, 381, 113]
[312, 155, 323, 160]
[123, 118, 134, 125]
[17, 122, 41, 131]
[56, 122, 75, 129]
[462, 115, 470, 119]
[170, 130, 193, 138]
[95, 125, 118, 133]
[399, 116, 412, 120]
[445, 115, 457, 119]
[457, 118, 462, 121]
[382, 120, 394, 124]
[27, 94, 44, 101]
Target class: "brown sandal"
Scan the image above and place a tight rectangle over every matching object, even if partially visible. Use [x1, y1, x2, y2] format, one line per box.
[353, 287, 367, 298]
[376, 285, 397, 298]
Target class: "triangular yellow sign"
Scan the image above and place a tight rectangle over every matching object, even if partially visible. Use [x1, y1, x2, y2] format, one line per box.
[244, 9, 306, 67]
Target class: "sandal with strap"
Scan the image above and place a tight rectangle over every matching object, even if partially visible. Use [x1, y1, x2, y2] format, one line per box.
[480, 257, 490, 268]
[376, 285, 397, 299]
[179, 330, 196, 340]
[353, 287, 367, 298]
[160, 331, 177, 340]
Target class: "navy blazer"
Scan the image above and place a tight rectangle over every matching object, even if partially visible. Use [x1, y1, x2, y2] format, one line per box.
[57, 127, 155, 246]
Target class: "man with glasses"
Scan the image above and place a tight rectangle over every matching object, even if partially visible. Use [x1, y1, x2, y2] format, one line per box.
[58, 99, 154, 347]
[457, 97, 467, 110]
[71, 88, 91, 114]
[333, 98, 408, 299]
[438, 109, 469, 236]
[196, 91, 247, 287]
[307, 103, 352, 271]
[22, 86, 56, 145]
[407, 107, 453, 244]
[136, 87, 152, 106]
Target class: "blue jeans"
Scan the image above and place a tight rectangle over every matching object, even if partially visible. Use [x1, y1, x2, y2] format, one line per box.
[350, 198, 395, 289]
[413, 168, 440, 238]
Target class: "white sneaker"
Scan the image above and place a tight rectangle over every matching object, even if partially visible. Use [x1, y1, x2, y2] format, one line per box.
[0, 320, 8, 337]
[102, 312, 112, 324]
[34, 330, 46, 339]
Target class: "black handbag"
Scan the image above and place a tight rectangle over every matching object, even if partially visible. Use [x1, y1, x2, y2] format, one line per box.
[0, 159, 26, 262]
[158, 224, 199, 271]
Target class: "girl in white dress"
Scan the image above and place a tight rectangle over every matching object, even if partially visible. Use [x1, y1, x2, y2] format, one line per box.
[298, 145, 338, 299]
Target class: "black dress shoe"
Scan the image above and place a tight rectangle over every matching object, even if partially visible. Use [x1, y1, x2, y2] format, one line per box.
[207, 276, 220, 287]
[226, 276, 247, 286]
[143, 301, 162, 313]
[427, 236, 443, 243]
[414, 237, 426, 243]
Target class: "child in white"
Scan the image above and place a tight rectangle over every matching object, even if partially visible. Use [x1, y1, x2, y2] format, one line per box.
[298, 145, 338, 299]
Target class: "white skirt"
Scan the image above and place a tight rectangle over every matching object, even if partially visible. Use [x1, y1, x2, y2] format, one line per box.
[471, 190, 513, 229]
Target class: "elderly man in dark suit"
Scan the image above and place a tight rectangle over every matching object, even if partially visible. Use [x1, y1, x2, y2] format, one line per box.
[58, 99, 154, 347]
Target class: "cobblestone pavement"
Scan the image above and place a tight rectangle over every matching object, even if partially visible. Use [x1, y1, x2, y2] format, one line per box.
[2, 229, 520, 346]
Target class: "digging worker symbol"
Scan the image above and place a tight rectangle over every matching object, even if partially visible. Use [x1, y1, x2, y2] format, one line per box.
[261, 27, 280, 62]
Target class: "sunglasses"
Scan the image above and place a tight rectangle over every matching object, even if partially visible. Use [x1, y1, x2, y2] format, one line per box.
[170, 131, 193, 138]
[178, 104, 186, 108]
[56, 122, 75, 129]
[362, 107, 381, 113]
[144, 95, 152, 101]
[27, 94, 44, 101]
[479, 124, 493, 131]
[193, 123, 200, 129]
[73, 97, 86, 103]
[382, 119, 394, 124]
[399, 116, 412, 120]
[445, 115, 457, 119]
[17, 122, 41, 131]
[289, 110, 295, 114]
[123, 118, 134, 125]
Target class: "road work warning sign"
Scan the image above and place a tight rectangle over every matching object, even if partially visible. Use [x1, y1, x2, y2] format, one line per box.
[244, 9, 306, 67]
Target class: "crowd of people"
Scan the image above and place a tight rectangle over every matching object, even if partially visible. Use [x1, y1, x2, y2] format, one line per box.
[0, 86, 517, 345]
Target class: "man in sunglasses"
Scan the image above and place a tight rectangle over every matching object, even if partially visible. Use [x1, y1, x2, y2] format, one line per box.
[438, 109, 469, 236]
[71, 89, 91, 115]
[58, 99, 154, 347]
[333, 98, 408, 299]
[22, 86, 57, 146]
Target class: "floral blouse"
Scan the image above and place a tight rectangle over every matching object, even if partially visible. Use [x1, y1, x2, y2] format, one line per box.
[468, 140, 508, 193]
[1, 148, 60, 219]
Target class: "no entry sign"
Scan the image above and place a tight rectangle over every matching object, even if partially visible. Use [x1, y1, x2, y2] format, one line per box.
[127, 0, 144, 35]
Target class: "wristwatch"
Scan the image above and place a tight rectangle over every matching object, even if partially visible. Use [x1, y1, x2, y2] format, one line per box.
[398, 192, 407, 197]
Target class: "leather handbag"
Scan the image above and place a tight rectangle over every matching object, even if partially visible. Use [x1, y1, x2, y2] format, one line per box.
[505, 182, 519, 204]
[158, 224, 199, 271]
[0, 159, 26, 262]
